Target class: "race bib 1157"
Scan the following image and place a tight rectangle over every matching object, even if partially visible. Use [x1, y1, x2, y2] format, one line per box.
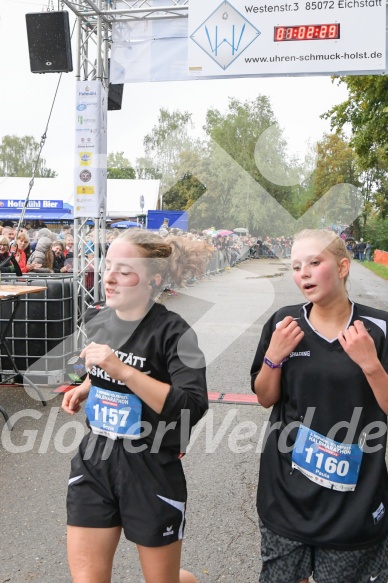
[85, 385, 142, 440]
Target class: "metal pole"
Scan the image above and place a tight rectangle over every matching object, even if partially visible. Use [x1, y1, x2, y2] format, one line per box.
[63, 0, 189, 348]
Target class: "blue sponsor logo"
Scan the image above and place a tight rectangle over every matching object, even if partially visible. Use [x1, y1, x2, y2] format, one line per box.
[77, 103, 88, 111]
[190, 1, 260, 70]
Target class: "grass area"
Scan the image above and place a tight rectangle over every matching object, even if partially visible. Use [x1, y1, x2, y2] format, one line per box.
[360, 261, 388, 280]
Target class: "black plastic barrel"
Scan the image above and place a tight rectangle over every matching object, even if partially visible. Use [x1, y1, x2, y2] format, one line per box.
[0, 274, 74, 385]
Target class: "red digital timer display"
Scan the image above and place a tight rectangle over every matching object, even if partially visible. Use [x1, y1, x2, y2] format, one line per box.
[274, 24, 340, 41]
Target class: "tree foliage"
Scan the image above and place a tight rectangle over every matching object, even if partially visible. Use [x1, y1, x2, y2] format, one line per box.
[196, 96, 306, 232]
[322, 76, 388, 229]
[135, 157, 162, 180]
[0, 135, 57, 177]
[363, 216, 388, 253]
[141, 98, 301, 231]
[323, 76, 388, 168]
[312, 132, 359, 198]
[142, 99, 372, 235]
[143, 109, 194, 179]
[107, 151, 135, 179]
[204, 96, 291, 207]
[163, 171, 206, 211]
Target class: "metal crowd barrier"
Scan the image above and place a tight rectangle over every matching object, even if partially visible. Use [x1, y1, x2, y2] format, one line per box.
[206, 244, 250, 275]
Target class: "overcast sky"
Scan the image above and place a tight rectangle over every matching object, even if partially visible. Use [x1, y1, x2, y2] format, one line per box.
[0, 0, 350, 201]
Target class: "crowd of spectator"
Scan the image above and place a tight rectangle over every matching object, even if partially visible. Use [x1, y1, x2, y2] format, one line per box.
[246, 236, 293, 259]
[0, 221, 375, 289]
[0, 222, 249, 287]
[0, 222, 73, 275]
[345, 237, 372, 262]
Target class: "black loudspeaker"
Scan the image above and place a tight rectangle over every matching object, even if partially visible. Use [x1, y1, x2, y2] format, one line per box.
[108, 82, 124, 110]
[26, 12, 73, 73]
[107, 58, 124, 110]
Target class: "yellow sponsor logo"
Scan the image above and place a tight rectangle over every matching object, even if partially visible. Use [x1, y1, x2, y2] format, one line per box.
[76, 186, 94, 195]
[79, 151, 93, 166]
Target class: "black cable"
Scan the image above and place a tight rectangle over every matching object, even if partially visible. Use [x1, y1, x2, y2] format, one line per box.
[15, 71, 63, 235]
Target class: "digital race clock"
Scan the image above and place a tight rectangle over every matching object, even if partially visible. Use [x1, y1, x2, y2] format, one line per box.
[274, 24, 340, 42]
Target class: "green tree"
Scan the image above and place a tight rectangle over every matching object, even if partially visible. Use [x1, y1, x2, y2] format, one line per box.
[205, 95, 310, 234]
[107, 151, 135, 179]
[364, 216, 388, 252]
[323, 76, 388, 168]
[140, 99, 309, 232]
[163, 171, 207, 211]
[135, 157, 162, 180]
[303, 133, 363, 233]
[206, 98, 286, 203]
[161, 145, 208, 212]
[312, 133, 359, 198]
[0, 134, 57, 177]
[141, 109, 206, 213]
[201, 97, 305, 232]
[323, 77, 388, 227]
[362, 151, 388, 221]
[143, 109, 194, 179]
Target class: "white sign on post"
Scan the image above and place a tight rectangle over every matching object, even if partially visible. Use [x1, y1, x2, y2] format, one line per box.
[74, 80, 107, 219]
[188, 0, 386, 76]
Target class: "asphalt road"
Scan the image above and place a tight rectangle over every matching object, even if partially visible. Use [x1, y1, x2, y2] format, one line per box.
[0, 257, 387, 583]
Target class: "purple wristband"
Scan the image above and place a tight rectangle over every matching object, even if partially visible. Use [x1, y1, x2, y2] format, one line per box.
[263, 356, 288, 369]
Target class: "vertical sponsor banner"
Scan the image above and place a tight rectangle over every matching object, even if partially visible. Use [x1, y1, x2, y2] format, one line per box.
[99, 88, 108, 219]
[74, 80, 107, 218]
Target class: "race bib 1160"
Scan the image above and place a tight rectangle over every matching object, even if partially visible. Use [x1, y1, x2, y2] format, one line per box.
[291, 424, 363, 492]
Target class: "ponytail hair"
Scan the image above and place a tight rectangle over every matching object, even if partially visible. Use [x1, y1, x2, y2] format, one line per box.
[116, 229, 213, 290]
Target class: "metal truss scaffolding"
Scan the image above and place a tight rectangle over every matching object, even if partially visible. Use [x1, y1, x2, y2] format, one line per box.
[61, 0, 189, 88]
[60, 0, 188, 347]
[62, 0, 188, 25]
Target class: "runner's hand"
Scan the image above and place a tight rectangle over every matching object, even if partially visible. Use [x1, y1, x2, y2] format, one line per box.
[265, 316, 304, 364]
[62, 382, 90, 415]
[81, 343, 127, 382]
[338, 320, 378, 370]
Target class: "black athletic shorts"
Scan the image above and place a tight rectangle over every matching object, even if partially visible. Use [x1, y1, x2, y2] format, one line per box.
[67, 432, 187, 547]
[259, 519, 388, 583]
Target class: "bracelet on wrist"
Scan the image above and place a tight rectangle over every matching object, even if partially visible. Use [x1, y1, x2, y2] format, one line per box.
[263, 356, 289, 369]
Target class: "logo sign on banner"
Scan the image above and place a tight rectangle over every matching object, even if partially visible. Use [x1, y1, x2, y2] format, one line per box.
[0, 200, 63, 209]
[188, 0, 386, 75]
[74, 80, 107, 219]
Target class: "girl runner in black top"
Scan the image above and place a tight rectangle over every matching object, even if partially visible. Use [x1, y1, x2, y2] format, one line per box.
[251, 229, 388, 583]
[62, 229, 210, 583]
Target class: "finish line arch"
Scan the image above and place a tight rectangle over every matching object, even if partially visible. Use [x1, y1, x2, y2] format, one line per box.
[60, 0, 387, 343]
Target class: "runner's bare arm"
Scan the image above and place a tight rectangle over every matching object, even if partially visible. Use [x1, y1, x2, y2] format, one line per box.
[254, 316, 304, 408]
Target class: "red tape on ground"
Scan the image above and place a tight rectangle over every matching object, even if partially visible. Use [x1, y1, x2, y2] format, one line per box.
[53, 386, 258, 404]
